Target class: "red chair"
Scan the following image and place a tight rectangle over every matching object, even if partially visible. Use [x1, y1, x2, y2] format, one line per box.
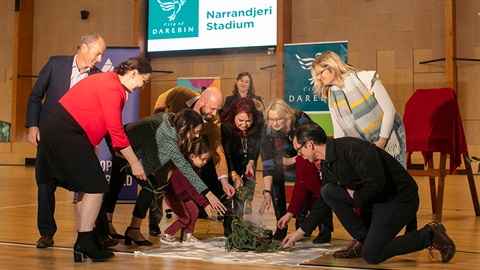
[403, 87, 480, 221]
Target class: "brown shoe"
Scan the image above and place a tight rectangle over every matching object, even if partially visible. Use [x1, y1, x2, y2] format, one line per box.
[98, 235, 119, 248]
[426, 221, 456, 263]
[333, 239, 363, 258]
[36, 236, 54, 248]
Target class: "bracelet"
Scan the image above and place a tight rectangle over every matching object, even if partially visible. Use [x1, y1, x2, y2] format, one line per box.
[263, 190, 271, 195]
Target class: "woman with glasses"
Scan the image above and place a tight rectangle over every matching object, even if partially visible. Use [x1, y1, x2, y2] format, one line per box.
[36, 56, 152, 262]
[310, 51, 406, 168]
[258, 98, 311, 240]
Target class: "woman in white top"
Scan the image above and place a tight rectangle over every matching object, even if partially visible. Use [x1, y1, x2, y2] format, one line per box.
[310, 51, 406, 168]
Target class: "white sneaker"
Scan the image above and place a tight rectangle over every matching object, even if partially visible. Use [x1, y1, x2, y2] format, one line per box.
[183, 233, 202, 244]
[160, 233, 179, 245]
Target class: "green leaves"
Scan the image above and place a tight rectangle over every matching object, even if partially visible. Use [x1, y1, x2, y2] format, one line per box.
[225, 218, 281, 253]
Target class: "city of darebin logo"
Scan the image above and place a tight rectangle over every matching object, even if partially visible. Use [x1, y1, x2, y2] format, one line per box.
[295, 52, 322, 85]
[151, 0, 199, 39]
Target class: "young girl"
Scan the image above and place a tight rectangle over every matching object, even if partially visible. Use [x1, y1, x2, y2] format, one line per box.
[161, 138, 213, 244]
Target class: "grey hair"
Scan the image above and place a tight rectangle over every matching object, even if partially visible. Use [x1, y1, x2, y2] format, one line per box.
[77, 32, 103, 50]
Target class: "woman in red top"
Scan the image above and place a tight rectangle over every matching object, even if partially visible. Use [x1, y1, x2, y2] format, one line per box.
[36, 56, 152, 262]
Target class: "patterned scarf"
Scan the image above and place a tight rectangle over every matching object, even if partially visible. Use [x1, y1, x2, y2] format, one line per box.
[328, 72, 405, 161]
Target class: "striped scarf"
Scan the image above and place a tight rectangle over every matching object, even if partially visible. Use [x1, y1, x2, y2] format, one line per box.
[328, 72, 405, 161]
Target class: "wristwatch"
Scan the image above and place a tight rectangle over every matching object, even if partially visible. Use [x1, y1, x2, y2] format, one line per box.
[263, 190, 271, 195]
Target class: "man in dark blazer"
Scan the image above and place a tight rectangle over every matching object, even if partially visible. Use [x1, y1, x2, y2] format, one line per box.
[281, 122, 456, 264]
[25, 33, 107, 248]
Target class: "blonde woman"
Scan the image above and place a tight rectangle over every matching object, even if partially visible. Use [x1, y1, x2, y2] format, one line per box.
[310, 51, 406, 168]
[258, 98, 310, 240]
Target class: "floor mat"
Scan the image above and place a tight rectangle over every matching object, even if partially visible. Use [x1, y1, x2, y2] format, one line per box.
[135, 236, 341, 266]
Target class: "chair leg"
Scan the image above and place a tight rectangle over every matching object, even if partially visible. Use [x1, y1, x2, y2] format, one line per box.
[435, 153, 447, 221]
[463, 152, 480, 216]
[427, 157, 437, 214]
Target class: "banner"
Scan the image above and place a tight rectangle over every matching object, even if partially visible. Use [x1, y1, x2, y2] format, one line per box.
[97, 47, 141, 202]
[284, 41, 348, 135]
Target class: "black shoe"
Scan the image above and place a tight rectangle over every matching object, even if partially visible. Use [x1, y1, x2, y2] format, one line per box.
[98, 235, 119, 248]
[149, 224, 161, 236]
[313, 225, 332, 244]
[92, 233, 115, 258]
[426, 221, 456, 263]
[36, 236, 54, 248]
[109, 233, 125, 240]
[124, 227, 153, 246]
[74, 231, 111, 262]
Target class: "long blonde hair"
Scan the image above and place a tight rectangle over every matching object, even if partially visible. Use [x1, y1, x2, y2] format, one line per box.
[310, 51, 357, 101]
[264, 98, 296, 134]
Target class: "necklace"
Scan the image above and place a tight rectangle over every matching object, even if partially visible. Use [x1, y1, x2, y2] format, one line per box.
[241, 134, 248, 158]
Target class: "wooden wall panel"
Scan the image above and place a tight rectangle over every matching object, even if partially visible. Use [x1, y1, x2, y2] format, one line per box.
[393, 68, 414, 116]
[4, 0, 480, 164]
[413, 73, 445, 90]
[376, 14, 395, 51]
[413, 48, 446, 73]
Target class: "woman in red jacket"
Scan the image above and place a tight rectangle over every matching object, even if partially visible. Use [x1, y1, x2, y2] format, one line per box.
[36, 56, 152, 262]
[277, 156, 333, 243]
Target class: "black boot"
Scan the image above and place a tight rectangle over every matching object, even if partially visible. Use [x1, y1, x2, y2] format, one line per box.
[92, 228, 115, 258]
[270, 182, 288, 240]
[312, 224, 332, 244]
[273, 226, 288, 240]
[223, 215, 233, 237]
[73, 231, 111, 262]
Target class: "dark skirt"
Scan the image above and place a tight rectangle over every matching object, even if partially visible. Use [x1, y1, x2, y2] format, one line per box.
[36, 104, 109, 193]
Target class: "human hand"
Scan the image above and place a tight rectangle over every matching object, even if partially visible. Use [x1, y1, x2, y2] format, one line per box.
[374, 137, 387, 150]
[205, 191, 227, 214]
[282, 156, 296, 166]
[281, 230, 304, 249]
[233, 175, 244, 189]
[221, 177, 235, 199]
[27, 127, 40, 147]
[277, 213, 293, 229]
[258, 193, 271, 215]
[131, 162, 146, 180]
[245, 162, 255, 177]
[204, 205, 213, 218]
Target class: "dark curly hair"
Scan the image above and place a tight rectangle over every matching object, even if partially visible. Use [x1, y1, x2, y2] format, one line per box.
[168, 109, 204, 159]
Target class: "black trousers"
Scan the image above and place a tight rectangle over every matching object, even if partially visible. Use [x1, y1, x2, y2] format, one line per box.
[321, 183, 430, 264]
[37, 180, 57, 236]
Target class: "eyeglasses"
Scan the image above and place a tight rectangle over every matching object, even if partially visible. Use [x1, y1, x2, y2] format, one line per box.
[140, 73, 149, 84]
[268, 117, 285, 123]
[295, 141, 308, 152]
[315, 68, 329, 78]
